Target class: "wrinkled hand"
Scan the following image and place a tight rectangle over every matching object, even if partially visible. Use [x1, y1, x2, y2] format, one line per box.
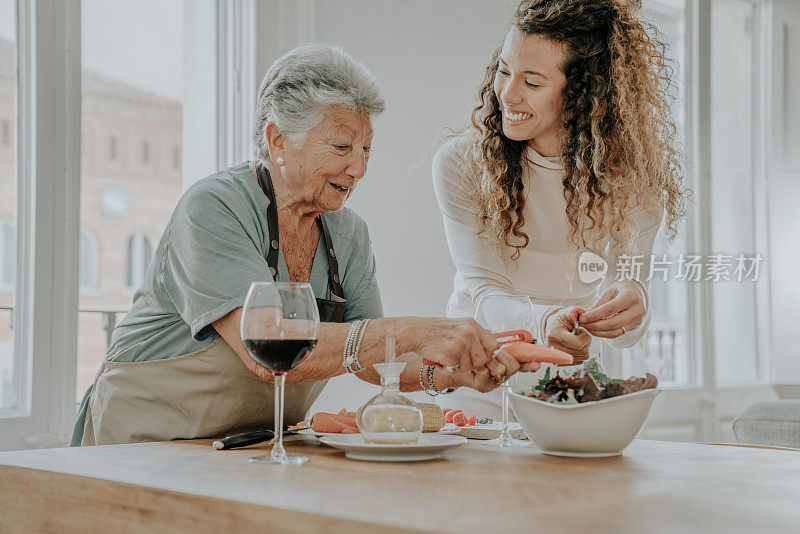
[544, 306, 591, 363]
[580, 281, 646, 339]
[398, 317, 497, 372]
[435, 348, 536, 393]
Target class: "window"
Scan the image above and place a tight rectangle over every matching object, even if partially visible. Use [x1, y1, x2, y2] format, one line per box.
[79, 229, 98, 289]
[109, 135, 118, 161]
[0, 0, 16, 412]
[125, 232, 153, 289]
[0, 222, 13, 286]
[76, 0, 218, 402]
[709, 0, 761, 384]
[0, 0, 227, 449]
[620, 0, 691, 386]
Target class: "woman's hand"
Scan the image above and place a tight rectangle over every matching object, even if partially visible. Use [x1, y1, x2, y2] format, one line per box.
[579, 281, 647, 339]
[396, 317, 498, 372]
[544, 306, 592, 363]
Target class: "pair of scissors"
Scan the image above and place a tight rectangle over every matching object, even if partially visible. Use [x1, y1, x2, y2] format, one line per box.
[421, 330, 536, 369]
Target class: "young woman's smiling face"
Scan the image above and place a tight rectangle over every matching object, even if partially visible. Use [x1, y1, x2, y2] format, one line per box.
[493, 29, 568, 156]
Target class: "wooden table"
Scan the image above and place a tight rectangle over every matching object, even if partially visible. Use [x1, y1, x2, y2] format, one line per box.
[1, 437, 799, 533]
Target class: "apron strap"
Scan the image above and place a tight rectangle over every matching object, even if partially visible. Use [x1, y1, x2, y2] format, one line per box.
[318, 214, 344, 299]
[252, 161, 344, 299]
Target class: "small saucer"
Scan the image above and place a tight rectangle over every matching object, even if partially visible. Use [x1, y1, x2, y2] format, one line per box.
[319, 434, 467, 461]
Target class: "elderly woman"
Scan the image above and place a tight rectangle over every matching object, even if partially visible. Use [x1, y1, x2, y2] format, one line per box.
[71, 44, 522, 447]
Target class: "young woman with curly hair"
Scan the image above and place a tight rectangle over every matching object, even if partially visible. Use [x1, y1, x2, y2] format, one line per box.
[433, 0, 687, 415]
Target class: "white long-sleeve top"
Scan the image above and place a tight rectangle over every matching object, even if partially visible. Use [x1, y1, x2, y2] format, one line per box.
[432, 134, 661, 351]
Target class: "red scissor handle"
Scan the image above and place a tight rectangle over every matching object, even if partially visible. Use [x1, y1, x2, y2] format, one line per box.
[421, 329, 535, 367]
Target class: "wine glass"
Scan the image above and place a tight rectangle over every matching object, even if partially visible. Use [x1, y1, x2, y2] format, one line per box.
[241, 281, 320, 465]
[474, 294, 535, 447]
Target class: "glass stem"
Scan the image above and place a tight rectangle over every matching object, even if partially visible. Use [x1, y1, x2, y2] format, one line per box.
[271, 372, 286, 463]
[500, 380, 511, 439]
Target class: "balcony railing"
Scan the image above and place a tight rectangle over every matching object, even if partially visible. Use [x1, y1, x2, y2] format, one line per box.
[0, 305, 128, 348]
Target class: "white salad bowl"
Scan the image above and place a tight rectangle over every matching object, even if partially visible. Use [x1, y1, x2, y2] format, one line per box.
[508, 388, 660, 457]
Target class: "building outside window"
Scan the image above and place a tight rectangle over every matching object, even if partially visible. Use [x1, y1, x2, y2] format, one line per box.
[125, 232, 153, 290]
[79, 229, 98, 290]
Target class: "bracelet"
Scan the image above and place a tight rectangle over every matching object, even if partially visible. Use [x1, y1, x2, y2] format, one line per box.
[426, 365, 455, 395]
[419, 364, 437, 396]
[343, 319, 370, 373]
[342, 321, 360, 372]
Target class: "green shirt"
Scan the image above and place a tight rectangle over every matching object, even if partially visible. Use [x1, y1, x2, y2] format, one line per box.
[71, 161, 383, 445]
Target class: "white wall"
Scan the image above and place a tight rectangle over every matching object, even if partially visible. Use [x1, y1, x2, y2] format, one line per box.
[256, 0, 514, 317]
[255, 0, 515, 410]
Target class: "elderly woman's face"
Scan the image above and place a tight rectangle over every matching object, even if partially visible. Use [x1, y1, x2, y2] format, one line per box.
[283, 105, 373, 213]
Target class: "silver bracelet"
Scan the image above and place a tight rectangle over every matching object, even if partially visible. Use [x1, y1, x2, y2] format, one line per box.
[426, 365, 454, 395]
[419, 364, 437, 396]
[343, 319, 370, 373]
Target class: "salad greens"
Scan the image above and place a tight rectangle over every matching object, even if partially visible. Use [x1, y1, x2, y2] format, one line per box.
[528, 357, 658, 404]
[582, 358, 622, 387]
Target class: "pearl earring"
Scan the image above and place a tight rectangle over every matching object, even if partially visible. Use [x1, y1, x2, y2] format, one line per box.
[276, 157, 285, 166]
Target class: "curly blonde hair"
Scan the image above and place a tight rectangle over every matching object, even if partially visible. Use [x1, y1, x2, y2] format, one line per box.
[470, 0, 688, 258]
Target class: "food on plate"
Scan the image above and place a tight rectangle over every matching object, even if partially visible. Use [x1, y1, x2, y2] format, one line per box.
[445, 409, 461, 423]
[310, 409, 359, 433]
[438, 408, 492, 427]
[527, 358, 658, 404]
[452, 412, 468, 427]
[501, 342, 574, 366]
[310, 403, 447, 434]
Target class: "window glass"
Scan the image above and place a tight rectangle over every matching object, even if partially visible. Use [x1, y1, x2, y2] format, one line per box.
[77, 0, 214, 400]
[710, 0, 760, 385]
[0, 0, 16, 410]
[628, 0, 692, 386]
[125, 233, 153, 289]
[79, 229, 98, 289]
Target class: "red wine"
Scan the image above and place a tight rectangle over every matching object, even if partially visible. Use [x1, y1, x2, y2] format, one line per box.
[243, 339, 317, 373]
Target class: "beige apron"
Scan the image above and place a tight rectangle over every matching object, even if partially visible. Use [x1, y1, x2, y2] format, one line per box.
[81, 338, 327, 446]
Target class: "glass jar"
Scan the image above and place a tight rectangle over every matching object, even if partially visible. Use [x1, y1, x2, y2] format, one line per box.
[357, 361, 423, 444]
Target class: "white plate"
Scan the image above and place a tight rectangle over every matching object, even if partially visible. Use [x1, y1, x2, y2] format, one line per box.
[319, 434, 467, 461]
[296, 428, 460, 437]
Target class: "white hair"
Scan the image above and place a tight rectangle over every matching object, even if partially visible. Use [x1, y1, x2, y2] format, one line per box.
[252, 43, 386, 161]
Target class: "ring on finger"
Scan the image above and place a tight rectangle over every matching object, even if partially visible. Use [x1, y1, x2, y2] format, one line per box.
[445, 364, 460, 372]
[621, 325, 627, 335]
[490, 372, 506, 384]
